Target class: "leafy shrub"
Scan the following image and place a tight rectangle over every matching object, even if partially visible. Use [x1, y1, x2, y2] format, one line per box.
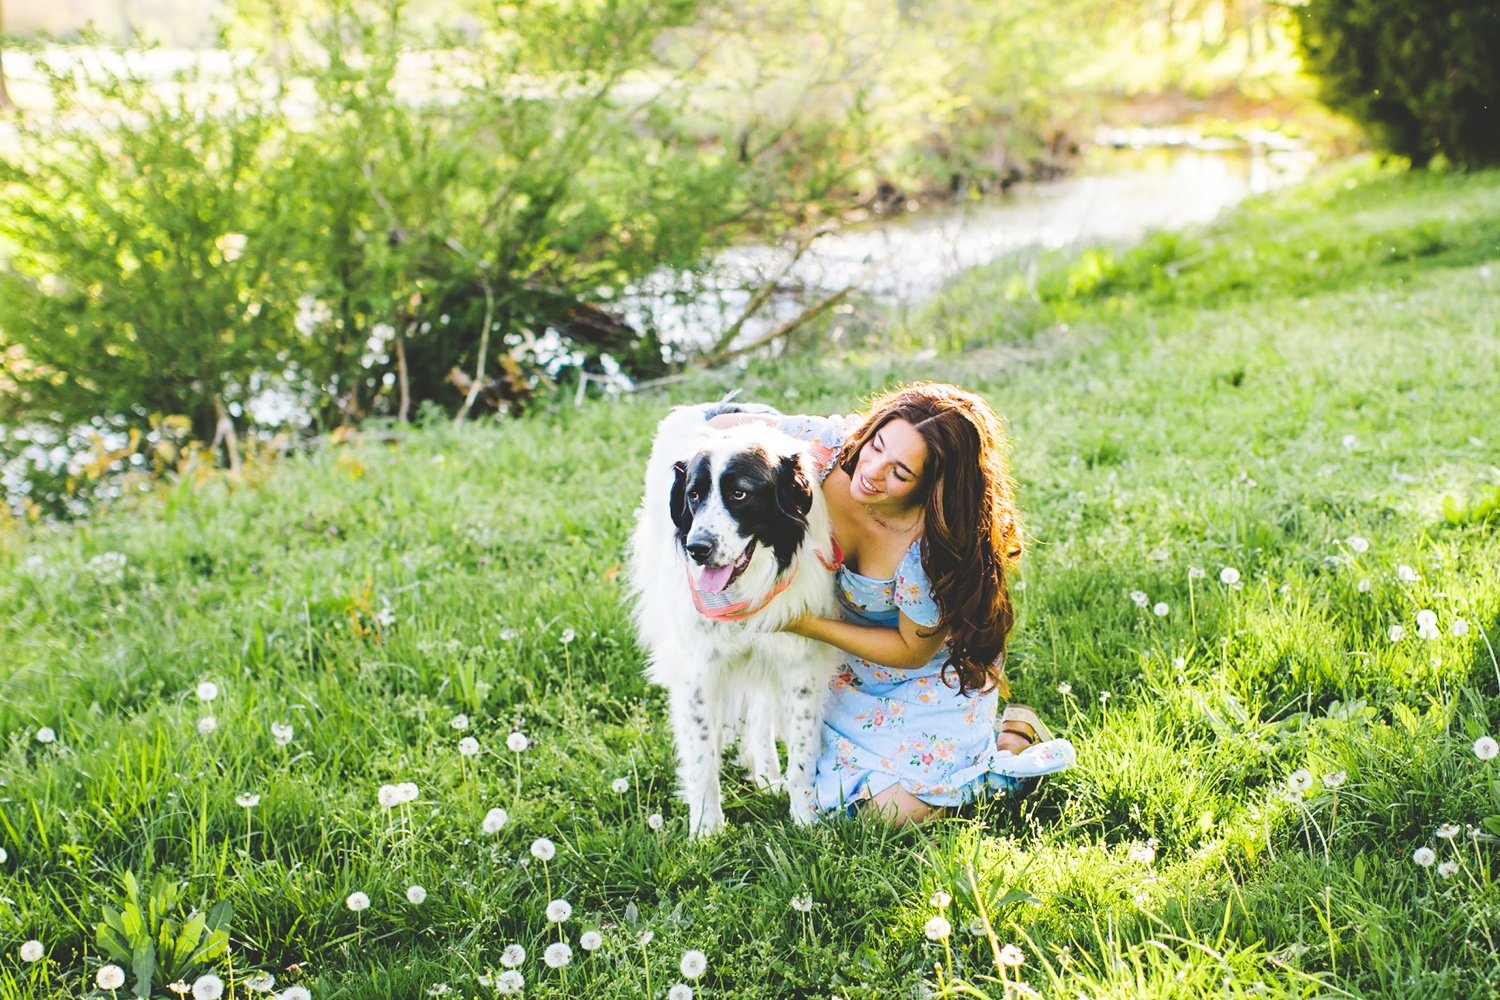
[1296, 0, 1500, 167]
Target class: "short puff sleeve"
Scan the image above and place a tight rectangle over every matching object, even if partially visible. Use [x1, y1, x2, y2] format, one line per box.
[776, 413, 846, 483]
[894, 541, 941, 627]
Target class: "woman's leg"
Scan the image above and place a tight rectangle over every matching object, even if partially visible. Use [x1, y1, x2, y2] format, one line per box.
[866, 783, 946, 827]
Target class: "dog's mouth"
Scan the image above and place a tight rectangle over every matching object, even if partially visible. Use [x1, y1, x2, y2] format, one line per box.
[696, 541, 756, 595]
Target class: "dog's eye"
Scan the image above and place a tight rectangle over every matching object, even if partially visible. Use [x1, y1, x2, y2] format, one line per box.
[731, 489, 747, 501]
[688, 490, 701, 502]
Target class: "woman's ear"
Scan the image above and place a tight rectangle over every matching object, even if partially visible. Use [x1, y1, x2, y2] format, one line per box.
[774, 453, 813, 525]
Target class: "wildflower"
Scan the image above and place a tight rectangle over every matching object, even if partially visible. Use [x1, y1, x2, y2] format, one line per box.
[668, 986, 694, 1000]
[496, 970, 524, 995]
[1287, 769, 1314, 793]
[20, 940, 43, 962]
[1397, 565, 1419, 582]
[680, 949, 708, 979]
[482, 808, 509, 833]
[346, 891, 370, 912]
[612, 777, 630, 793]
[450, 714, 470, 730]
[197, 681, 219, 702]
[647, 812, 665, 831]
[924, 915, 952, 941]
[1418, 623, 1440, 641]
[560, 628, 576, 644]
[1451, 618, 1470, 637]
[929, 891, 952, 908]
[1437, 860, 1459, 878]
[543, 942, 572, 968]
[531, 838, 556, 861]
[396, 782, 419, 803]
[427, 986, 449, 997]
[197, 716, 217, 735]
[1416, 609, 1438, 629]
[1099, 692, 1111, 704]
[244, 973, 275, 991]
[1412, 847, 1435, 868]
[580, 930, 603, 951]
[35, 727, 55, 744]
[507, 732, 529, 753]
[280, 988, 312, 1000]
[98, 965, 126, 990]
[1127, 843, 1156, 865]
[1346, 536, 1369, 553]
[500, 944, 526, 968]
[1388, 625, 1404, 642]
[499, 628, 518, 642]
[1220, 567, 1240, 585]
[458, 737, 480, 757]
[1475, 736, 1499, 761]
[378, 785, 401, 809]
[1057, 682, 1072, 695]
[1129, 590, 1149, 609]
[1188, 566, 1206, 580]
[790, 895, 813, 912]
[1357, 579, 1371, 592]
[546, 899, 572, 922]
[1153, 602, 1170, 617]
[1322, 771, 1347, 789]
[406, 885, 427, 905]
[998, 944, 1026, 968]
[271, 722, 294, 746]
[192, 974, 225, 1000]
[1436, 823, 1460, 840]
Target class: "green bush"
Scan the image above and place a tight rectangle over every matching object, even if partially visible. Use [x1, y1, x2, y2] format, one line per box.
[1296, 0, 1500, 167]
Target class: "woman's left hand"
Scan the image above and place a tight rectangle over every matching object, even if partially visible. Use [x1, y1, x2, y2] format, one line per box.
[779, 613, 818, 637]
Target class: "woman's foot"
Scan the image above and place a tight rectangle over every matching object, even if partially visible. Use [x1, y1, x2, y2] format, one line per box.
[995, 704, 1052, 755]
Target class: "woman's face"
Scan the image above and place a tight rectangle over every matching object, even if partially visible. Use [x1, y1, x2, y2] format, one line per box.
[850, 418, 928, 509]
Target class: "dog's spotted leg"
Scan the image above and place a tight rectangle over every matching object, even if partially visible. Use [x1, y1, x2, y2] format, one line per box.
[671, 682, 724, 837]
[738, 689, 784, 792]
[781, 678, 822, 826]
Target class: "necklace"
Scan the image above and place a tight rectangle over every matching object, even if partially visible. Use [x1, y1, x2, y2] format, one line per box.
[866, 504, 922, 533]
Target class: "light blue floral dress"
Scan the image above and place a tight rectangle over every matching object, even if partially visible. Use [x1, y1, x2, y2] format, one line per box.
[776, 414, 1039, 814]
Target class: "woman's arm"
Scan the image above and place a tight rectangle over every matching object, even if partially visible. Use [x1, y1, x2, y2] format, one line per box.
[707, 412, 779, 430]
[784, 610, 947, 671]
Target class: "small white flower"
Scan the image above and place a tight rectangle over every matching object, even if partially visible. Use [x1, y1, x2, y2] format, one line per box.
[406, 885, 427, 905]
[458, 737, 480, 757]
[1342, 434, 1358, 451]
[1397, 564, 1420, 582]
[271, 722, 294, 746]
[998, 944, 1025, 968]
[346, 891, 370, 911]
[1129, 590, 1149, 608]
[192, 974, 225, 1000]
[35, 727, 55, 744]
[1188, 566, 1206, 580]
[1451, 618, 1470, 637]
[426, 986, 449, 997]
[1346, 535, 1370, 553]
[543, 942, 572, 968]
[546, 898, 572, 922]
[1357, 578, 1372, 593]
[790, 895, 813, 912]
[1418, 624, 1440, 641]
[236, 793, 260, 808]
[1127, 843, 1156, 865]
[378, 784, 401, 809]
[1389, 625, 1405, 642]
[396, 782, 419, 803]
[580, 930, 603, 951]
[482, 808, 509, 834]
[1412, 847, 1435, 868]
[197, 716, 217, 735]
[1475, 736, 1499, 761]
[929, 891, 951, 909]
[647, 812, 665, 831]
[500, 944, 526, 968]
[668, 986, 694, 1000]
[279, 988, 312, 1000]
[560, 628, 576, 645]
[243, 972, 275, 991]
[531, 837, 556, 861]
[496, 969, 524, 995]
[1437, 860, 1459, 878]
[1098, 691, 1111, 704]
[499, 628, 518, 642]
[1322, 771, 1347, 789]
[1416, 609, 1438, 629]
[196, 681, 219, 702]
[19, 940, 44, 962]
[1153, 602, 1170, 617]
[1057, 682, 1072, 695]
[1287, 769, 1314, 793]
[507, 732, 529, 753]
[450, 714, 470, 730]
[1220, 567, 1240, 585]
[612, 777, 630, 793]
[1172, 657, 1186, 670]
[924, 915, 952, 940]
[97, 965, 126, 989]
[680, 949, 707, 979]
[1436, 823, 1461, 840]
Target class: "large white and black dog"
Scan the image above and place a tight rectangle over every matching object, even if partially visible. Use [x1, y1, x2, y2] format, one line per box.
[627, 402, 841, 836]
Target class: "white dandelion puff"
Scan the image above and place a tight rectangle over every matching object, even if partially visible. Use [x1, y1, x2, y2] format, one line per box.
[998, 944, 1026, 968]
[97, 965, 126, 989]
[1346, 536, 1369, 553]
[458, 737, 480, 757]
[346, 891, 370, 911]
[1287, 769, 1314, 793]
[560, 628, 576, 645]
[1188, 566, 1206, 580]
[1323, 771, 1347, 789]
[1153, 602, 1170, 617]
[790, 895, 813, 912]
[1451, 618, 1469, 637]
[1475, 736, 1498, 761]
[1388, 625, 1405, 642]
[499, 628, 518, 642]
[449, 714, 469, 731]
[243, 972, 275, 991]
[647, 812, 665, 831]
[35, 727, 55, 744]
[482, 808, 509, 833]
[1357, 578, 1372, 592]
[1418, 623, 1440, 641]
[236, 793, 260, 808]
[924, 915, 952, 941]
[496, 970, 524, 995]
[1412, 847, 1435, 868]
[197, 681, 219, 702]
[19, 940, 43, 962]
[1099, 691, 1111, 704]
[1342, 434, 1358, 451]
[543, 942, 572, 968]
[611, 777, 630, 793]
[531, 838, 556, 861]
[546, 899, 572, 922]
[507, 732, 529, 753]
[668, 986, 694, 1000]
[396, 782, 419, 803]
[1127, 843, 1156, 865]
[580, 930, 603, 951]
[929, 891, 951, 909]
[1436, 823, 1461, 840]
[378, 784, 401, 809]
[406, 885, 427, 905]
[271, 722, 294, 746]
[1437, 860, 1459, 878]
[1057, 682, 1072, 695]
[1397, 564, 1419, 582]
[500, 944, 526, 968]
[638, 930, 655, 946]
[680, 950, 707, 979]
[1416, 609, 1438, 629]
[279, 988, 312, 1000]
[197, 716, 217, 735]
[1129, 590, 1149, 608]
[1220, 567, 1240, 585]
[192, 974, 224, 1000]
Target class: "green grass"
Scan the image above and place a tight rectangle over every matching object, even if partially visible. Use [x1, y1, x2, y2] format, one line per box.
[2, 159, 1500, 999]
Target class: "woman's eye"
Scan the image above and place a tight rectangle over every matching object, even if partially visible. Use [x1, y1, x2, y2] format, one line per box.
[731, 489, 747, 500]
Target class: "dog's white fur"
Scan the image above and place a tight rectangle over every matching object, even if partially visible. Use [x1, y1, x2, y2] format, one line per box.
[627, 404, 840, 836]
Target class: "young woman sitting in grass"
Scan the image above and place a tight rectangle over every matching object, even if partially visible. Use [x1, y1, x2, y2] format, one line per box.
[714, 382, 1073, 826]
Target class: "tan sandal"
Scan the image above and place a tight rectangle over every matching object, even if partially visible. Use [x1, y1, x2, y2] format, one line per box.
[996, 704, 1053, 747]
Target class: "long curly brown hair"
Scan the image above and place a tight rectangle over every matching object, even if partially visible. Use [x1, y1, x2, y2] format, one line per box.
[838, 382, 1023, 696]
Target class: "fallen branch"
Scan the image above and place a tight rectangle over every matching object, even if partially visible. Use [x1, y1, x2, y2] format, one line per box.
[705, 227, 831, 358]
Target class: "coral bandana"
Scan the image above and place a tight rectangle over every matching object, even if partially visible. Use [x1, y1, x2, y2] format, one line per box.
[685, 540, 841, 622]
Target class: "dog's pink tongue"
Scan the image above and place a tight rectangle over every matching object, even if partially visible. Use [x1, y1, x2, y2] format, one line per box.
[698, 563, 735, 594]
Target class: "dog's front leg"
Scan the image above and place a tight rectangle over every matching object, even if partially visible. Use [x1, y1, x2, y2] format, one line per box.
[779, 669, 825, 827]
[670, 682, 724, 837]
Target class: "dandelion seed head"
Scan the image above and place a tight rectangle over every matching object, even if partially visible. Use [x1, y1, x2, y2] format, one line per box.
[449, 714, 469, 730]
[531, 837, 556, 861]
[668, 986, 694, 1000]
[458, 737, 480, 757]
[545, 898, 572, 922]
[560, 628, 576, 644]
[1129, 590, 1149, 608]
[482, 807, 509, 834]
[1322, 771, 1347, 789]
[1127, 843, 1156, 865]
[1057, 682, 1071, 695]
[1388, 625, 1405, 642]
[192, 974, 224, 1000]
[406, 885, 427, 905]
[35, 727, 55, 744]
[790, 895, 813, 912]
[638, 930, 655, 946]
[378, 784, 401, 809]
[1287, 769, 1314, 793]
[543, 942, 572, 968]
[496, 969, 524, 995]
[924, 915, 952, 940]
[197, 681, 219, 702]
[197, 716, 217, 735]
[1346, 536, 1369, 553]
[1436, 823, 1460, 840]
[271, 722, 294, 746]
[929, 891, 951, 909]
[966, 917, 987, 936]
[1098, 691, 1111, 704]
[1418, 623, 1440, 641]
[346, 891, 370, 911]
[243, 972, 275, 992]
[680, 949, 707, 979]
[500, 944, 526, 968]
[1397, 564, 1419, 582]
[1437, 860, 1459, 878]
[396, 782, 419, 803]
[1220, 567, 1240, 585]
[499, 628, 518, 641]
[1451, 618, 1470, 637]
[580, 931, 603, 951]
[1357, 578, 1372, 592]
[1153, 602, 1170, 617]
[999, 944, 1026, 968]
[647, 812, 665, 831]
[1412, 847, 1435, 868]
[611, 777, 630, 793]
[1474, 736, 1498, 761]
[1416, 609, 1438, 629]
[97, 965, 126, 989]
[279, 988, 312, 1000]
[1188, 566, 1206, 580]
[507, 732, 529, 753]
[19, 940, 43, 963]
[236, 793, 260, 808]
[1341, 434, 1358, 451]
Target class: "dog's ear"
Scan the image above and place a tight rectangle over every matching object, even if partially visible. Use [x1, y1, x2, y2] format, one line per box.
[773, 453, 813, 525]
[669, 460, 693, 535]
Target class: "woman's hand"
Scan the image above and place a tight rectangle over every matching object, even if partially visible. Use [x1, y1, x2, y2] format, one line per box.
[778, 613, 820, 637]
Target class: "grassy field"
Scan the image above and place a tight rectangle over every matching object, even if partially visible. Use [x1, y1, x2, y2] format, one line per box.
[2, 159, 1499, 999]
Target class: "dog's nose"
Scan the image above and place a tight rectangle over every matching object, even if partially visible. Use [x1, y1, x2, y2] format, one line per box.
[685, 539, 714, 564]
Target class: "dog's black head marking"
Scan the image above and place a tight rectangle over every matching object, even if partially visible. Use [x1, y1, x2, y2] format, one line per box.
[671, 445, 811, 573]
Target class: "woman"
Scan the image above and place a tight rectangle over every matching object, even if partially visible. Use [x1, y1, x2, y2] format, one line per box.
[713, 382, 1071, 825]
